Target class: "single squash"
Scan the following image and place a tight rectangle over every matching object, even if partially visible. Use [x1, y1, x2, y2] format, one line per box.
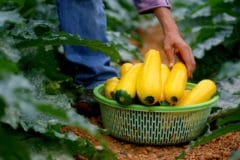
[176, 79, 217, 106]
[104, 76, 119, 99]
[159, 63, 170, 102]
[136, 49, 162, 105]
[115, 63, 142, 105]
[164, 62, 188, 105]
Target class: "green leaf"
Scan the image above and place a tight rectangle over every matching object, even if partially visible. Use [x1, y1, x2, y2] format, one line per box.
[209, 105, 240, 128]
[0, 124, 31, 160]
[0, 72, 116, 159]
[216, 110, 240, 127]
[0, 73, 97, 134]
[171, 0, 239, 59]
[0, 58, 19, 74]
[0, 97, 6, 117]
[192, 122, 240, 148]
[0, 36, 21, 62]
[18, 47, 68, 81]
[0, 10, 23, 27]
[214, 76, 240, 110]
[0, 123, 116, 160]
[107, 31, 143, 62]
[36, 104, 69, 121]
[15, 32, 121, 62]
[214, 61, 240, 80]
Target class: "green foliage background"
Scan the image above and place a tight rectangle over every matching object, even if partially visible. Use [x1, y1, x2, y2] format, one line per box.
[171, 0, 240, 81]
[0, 0, 240, 159]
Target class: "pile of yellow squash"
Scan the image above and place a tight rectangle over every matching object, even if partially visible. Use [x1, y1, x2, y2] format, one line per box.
[104, 49, 217, 107]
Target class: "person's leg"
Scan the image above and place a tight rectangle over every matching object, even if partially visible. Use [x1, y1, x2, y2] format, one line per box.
[57, 0, 118, 90]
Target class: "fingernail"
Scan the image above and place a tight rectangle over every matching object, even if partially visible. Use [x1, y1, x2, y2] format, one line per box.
[169, 62, 174, 67]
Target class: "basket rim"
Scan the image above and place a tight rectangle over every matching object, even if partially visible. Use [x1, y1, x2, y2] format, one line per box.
[93, 83, 219, 112]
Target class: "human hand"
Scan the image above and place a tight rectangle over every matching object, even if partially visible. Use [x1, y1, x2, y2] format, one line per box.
[154, 7, 196, 78]
[163, 31, 196, 78]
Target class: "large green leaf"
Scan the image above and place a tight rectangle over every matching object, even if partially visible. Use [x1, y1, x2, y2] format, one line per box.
[15, 32, 121, 63]
[214, 106, 240, 127]
[196, 122, 240, 147]
[0, 73, 98, 133]
[214, 76, 240, 110]
[0, 123, 117, 160]
[0, 72, 116, 159]
[172, 0, 239, 58]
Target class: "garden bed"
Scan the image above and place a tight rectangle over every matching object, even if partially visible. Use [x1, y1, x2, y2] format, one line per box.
[63, 117, 240, 160]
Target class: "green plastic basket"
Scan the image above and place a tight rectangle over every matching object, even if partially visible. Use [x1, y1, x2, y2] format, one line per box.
[93, 83, 219, 145]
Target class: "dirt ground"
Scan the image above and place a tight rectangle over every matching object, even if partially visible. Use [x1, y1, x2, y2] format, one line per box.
[63, 117, 240, 160]
[64, 25, 240, 160]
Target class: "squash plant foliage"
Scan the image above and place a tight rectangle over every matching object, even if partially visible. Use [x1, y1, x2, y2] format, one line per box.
[0, 0, 240, 160]
[0, 0, 125, 159]
[171, 0, 240, 81]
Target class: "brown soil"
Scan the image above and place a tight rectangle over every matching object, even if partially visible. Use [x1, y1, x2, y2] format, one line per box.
[64, 25, 240, 160]
[63, 118, 240, 160]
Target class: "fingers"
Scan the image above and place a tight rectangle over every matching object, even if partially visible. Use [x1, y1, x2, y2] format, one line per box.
[163, 34, 196, 78]
[176, 43, 196, 78]
[164, 44, 175, 68]
[187, 54, 196, 78]
[164, 42, 196, 78]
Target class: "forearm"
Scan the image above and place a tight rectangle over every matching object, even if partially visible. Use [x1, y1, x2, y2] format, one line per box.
[153, 7, 180, 36]
[153, 7, 195, 77]
[133, 1, 196, 77]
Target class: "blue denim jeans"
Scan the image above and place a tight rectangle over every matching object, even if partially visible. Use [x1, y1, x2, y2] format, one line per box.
[57, 0, 118, 89]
